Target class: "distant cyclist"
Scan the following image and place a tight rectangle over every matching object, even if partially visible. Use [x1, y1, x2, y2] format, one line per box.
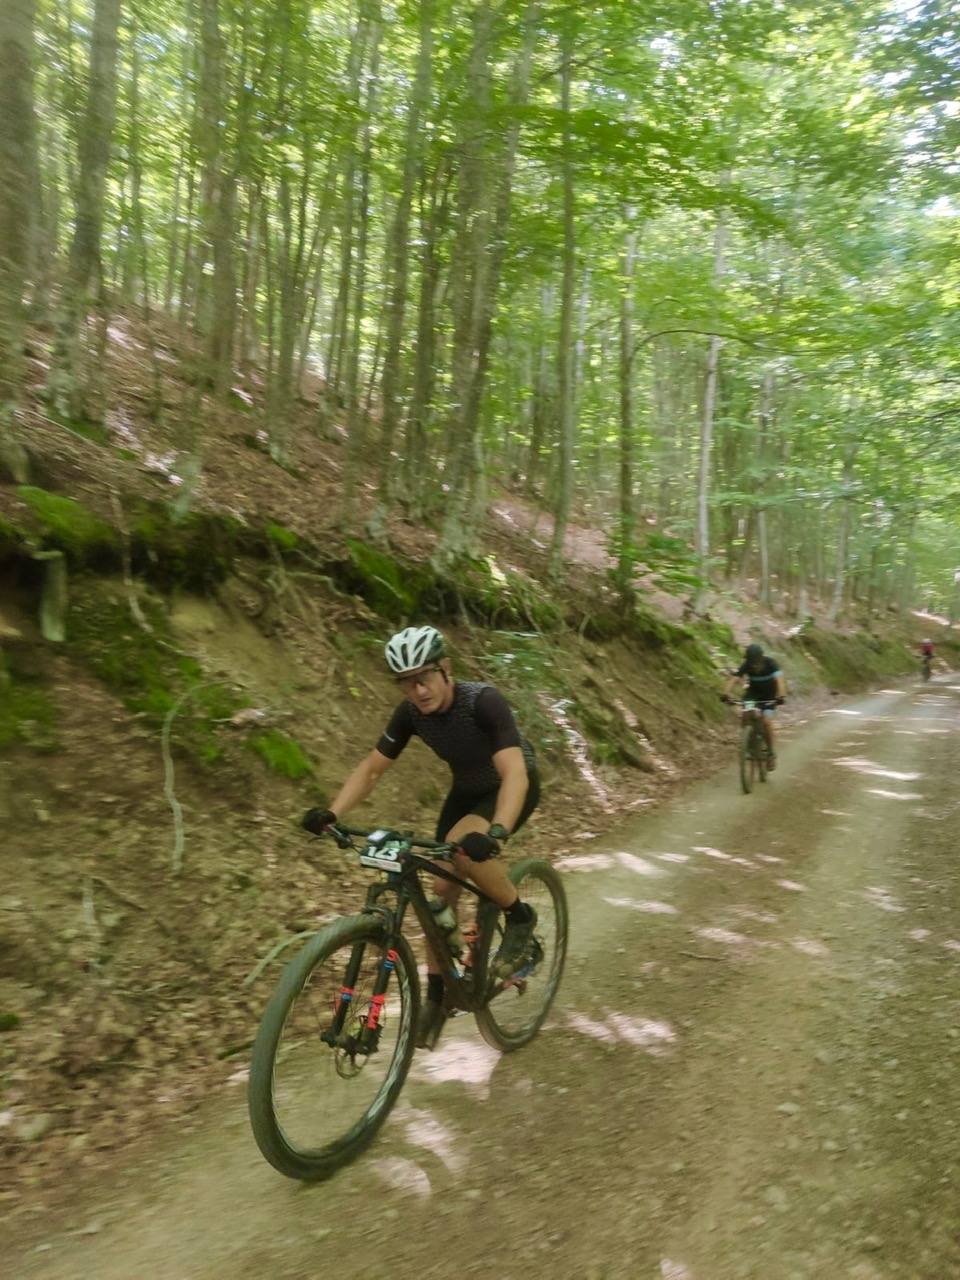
[920, 639, 934, 680]
[301, 625, 540, 1050]
[722, 642, 786, 769]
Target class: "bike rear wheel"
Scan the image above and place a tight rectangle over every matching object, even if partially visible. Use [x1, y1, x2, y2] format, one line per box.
[755, 726, 768, 783]
[474, 859, 568, 1052]
[248, 915, 419, 1181]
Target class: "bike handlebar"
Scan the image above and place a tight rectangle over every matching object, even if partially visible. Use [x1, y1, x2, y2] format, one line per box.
[725, 698, 779, 708]
[325, 822, 458, 860]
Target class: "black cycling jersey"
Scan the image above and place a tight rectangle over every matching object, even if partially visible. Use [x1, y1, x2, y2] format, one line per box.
[376, 681, 536, 794]
[736, 655, 781, 702]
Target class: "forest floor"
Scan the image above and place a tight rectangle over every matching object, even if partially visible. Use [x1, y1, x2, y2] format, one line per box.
[7, 674, 960, 1280]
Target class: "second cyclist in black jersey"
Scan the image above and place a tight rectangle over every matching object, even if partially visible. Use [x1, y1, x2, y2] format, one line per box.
[302, 625, 540, 1050]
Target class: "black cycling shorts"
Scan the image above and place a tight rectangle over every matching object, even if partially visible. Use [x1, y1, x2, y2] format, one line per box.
[435, 768, 541, 842]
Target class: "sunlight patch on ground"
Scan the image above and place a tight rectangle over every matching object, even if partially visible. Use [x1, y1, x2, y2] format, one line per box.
[865, 788, 924, 800]
[776, 879, 807, 892]
[821, 708, 863, 717]
[732, 907, 779, 924]
[697, 926, 751, 946]
[616, 851, 666, 876]
[756, 854, 784, 864]
[792, 938, 830, 957]
[693, 845, 757, 869]
[654, 852, 690, 863]
[604, 896, 678, 914]
[567, 1010, 676, 1054]
[832, 756, 922, 782]
[554, 852, 616, 873]
[607, 1013, 676, 1050]
[943, 940, 960, 954]
[908, 928, 931, 942]
[413, 1037, 500, 1101]
[865, 886, 905, 913]
[820, 808, 853, 816]
[660, 1261, 694, 1280]
[395, 1106, 466, 1175]
[374, 1156, 432, 1199]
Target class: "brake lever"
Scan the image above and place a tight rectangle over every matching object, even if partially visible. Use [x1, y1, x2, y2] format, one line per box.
[328, 824, 355, 850]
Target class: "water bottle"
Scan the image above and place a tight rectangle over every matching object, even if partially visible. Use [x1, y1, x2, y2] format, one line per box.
[428, 896, 463, 958]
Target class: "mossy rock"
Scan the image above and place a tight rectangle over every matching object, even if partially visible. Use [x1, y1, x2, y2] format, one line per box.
[0, 514, 28, 562]
[455, 557, 564, 631]
[342, 539, 435, 618]
[16, 487, 118, 564]
[0, 675, 59, 752]
[129, 502, 244, 589]
[249, 729, 314, 780]
[67, 579, 246, 765]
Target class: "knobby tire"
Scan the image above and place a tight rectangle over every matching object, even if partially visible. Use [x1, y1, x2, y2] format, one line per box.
[248, 914, 419, 1182]
[474, 859, 568, 1052]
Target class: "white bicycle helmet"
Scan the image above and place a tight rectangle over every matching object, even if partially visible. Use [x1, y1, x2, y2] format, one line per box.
[384, 626, 446, 675]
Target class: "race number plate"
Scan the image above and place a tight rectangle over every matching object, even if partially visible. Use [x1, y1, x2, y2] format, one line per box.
[359, 830, 405, 871]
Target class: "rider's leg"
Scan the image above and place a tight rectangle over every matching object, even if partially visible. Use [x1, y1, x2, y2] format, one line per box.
[762, 711, 776, 755]
[425, 815, 517, 977]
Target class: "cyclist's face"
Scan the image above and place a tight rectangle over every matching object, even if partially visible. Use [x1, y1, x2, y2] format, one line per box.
[395, 663, 450, 712]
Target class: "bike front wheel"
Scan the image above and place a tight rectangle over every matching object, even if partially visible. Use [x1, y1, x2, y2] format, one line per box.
[248, 915, 419, 1181]
[474, 859, 568, 1052]
[739, 724, 755, 794]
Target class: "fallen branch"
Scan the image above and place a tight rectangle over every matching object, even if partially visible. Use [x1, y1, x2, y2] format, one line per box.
[679, 950, 727, 961]
[110, 490, 154, 637]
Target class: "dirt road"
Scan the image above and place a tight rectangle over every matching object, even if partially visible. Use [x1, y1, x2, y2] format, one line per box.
[10, 679, 960, 1280]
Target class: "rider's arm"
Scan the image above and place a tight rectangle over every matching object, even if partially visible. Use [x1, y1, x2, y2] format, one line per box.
[723, 664, 745, 696]
[327, 749, 395, 821]
[491, 746, 529, 835]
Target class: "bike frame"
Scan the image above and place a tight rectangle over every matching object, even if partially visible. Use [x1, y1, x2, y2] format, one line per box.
[318, 826, 500, 1057]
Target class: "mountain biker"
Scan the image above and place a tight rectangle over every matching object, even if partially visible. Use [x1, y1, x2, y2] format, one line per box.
[921, 639, 934, 660]
[722, 642, 786, 768]
[301, 625, 540, 1051]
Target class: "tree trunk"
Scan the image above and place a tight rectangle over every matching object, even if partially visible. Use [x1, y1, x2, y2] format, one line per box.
[49, 0, 122, 420]
[547, 20, 576, 577]
[376, 0, 434, 500]
[615, 211, 638, 606]
[693, 208, 728, 608]
[0, 0, 37, 482]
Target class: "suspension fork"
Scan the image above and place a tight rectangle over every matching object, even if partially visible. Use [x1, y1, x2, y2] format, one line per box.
[333, 881, 410, 1051]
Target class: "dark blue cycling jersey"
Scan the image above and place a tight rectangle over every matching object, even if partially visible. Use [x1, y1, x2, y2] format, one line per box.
[736, 656, 781, 702]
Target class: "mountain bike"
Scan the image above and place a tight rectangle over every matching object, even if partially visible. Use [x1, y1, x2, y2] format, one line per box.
[248, 823, 568, 1182]
[922, 655, 932, 683]
[724, 698, 778, 794]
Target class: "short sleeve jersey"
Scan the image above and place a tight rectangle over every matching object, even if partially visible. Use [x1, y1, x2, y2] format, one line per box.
[736, 655, 781, 701]
[376, 681, 536, 795]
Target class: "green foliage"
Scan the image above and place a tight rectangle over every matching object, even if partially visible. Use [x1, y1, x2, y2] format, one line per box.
[0, 1013, 21, 1032]
[266, 521, 299, 552]
[790, 626, 914, 692]
[17, 487, 117, 562]
[249, 730, 314, 780]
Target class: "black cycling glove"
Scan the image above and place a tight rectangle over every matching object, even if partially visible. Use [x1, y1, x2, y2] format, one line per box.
[302, 807, 337, 835]
[458, 831, 500, 863]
